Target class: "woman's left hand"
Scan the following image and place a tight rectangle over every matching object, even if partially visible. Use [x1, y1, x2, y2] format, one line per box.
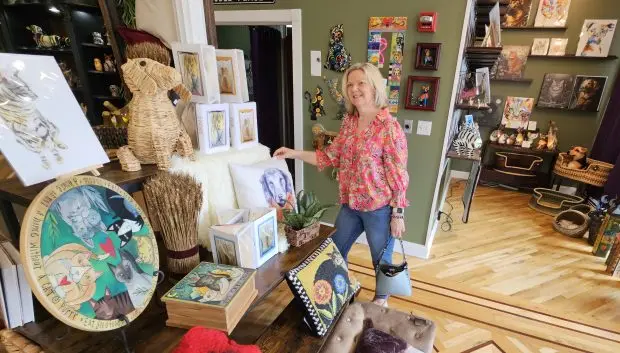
[390, 217, 405, 239]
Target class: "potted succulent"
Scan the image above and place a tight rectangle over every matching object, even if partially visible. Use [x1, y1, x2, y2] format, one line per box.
[282, 190, 335, 247]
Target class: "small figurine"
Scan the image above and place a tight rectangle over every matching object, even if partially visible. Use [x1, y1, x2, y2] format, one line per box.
[498, 131, 507, 144]
[536, 134, 548, 150]
[26, 24, 70, 48]
[490, 129, 500, 143]
[459, 72, 479, 104]
[506, 134, 516, 145]
[94, 58, 103, 72]
[522, 131, 539, 148]
[103, 54, 116, 72]
[324, 24, 351, 72]
[515, 128, 525, 146]
[103, 30, 111, 45]
[304, 86, 325, 120]
[92, 32, 104, 45]
[418, 84, 430, 107]
[452, 121, 482, 159]
[80, 102, 88, 115]
[423, 48, 433, 66]
[546, 121, 559, 150]
[566, 146, 588, 169]
[109, 85, 120, 97]
[323, 76, 346, 120]
[58, 61, 76, 87]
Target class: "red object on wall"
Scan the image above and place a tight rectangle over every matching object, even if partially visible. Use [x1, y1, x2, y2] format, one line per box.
[172, 327, 262, 353]
[418, 12, 438, 32]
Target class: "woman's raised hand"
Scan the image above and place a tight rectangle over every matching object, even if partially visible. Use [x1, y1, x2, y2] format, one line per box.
[273, 147, 298, 160]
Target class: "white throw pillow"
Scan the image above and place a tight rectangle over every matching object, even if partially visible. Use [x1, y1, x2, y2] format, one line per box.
[230, 159, 296, 221]
[135, 0, 179, 48]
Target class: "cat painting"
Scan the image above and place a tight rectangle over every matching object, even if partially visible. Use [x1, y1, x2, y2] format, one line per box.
[108, 250, 153, 307]
[88, 287, 135, 320]
[537, 73, 575, 109]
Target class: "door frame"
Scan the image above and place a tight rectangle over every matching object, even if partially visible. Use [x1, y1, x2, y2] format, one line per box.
[215, 10, 304, 192]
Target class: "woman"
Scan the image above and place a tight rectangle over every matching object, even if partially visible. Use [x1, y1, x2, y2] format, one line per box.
[274, 62, 409, 307]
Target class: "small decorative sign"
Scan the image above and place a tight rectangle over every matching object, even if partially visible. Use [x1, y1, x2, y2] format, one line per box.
[213, 0, 275, 4]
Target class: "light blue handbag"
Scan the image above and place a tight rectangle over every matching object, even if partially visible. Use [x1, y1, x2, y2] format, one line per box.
[374, 238, 412, 297]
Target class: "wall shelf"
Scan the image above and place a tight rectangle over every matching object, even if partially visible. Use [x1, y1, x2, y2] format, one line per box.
[446, 149, 482, 162]
[501, 26, 567, 30]
[491, 78, 533, 83]
[82, 42, 111, 48]
[529, 54, 618, 60]
[465, 47, 503, 70]
[455, 103, 491, 111]
[88, 70, 117, 75]
[16, 46, 72, 54]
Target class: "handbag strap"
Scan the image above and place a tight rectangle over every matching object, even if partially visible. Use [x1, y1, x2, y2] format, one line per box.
[374, 237, 407, 269]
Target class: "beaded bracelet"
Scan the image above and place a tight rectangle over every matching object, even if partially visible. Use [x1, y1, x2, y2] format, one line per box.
[391, 214, 404, 220]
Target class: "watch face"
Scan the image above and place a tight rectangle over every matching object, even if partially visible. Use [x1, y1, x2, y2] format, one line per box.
[393, 207, 404, 214]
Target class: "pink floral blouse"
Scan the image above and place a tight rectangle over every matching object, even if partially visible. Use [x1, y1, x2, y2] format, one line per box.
[316, 108, 410, 211]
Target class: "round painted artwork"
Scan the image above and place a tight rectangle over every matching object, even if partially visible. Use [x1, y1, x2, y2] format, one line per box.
[20, 176, 159, 332]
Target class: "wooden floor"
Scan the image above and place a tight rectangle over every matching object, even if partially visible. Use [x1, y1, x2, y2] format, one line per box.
[348, 182, 620, 352]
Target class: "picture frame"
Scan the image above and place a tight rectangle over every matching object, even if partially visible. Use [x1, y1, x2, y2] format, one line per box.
[531, 38, 550, 55]
[405, 76, 440, 111]
[0, 54, 109, 186]
[251, 208, 278, 266]
[537, 73, 575, 109]
[196, 103, 230, 154]
[215, 49, 249, 103]
[548, 38, 568, 56]
[503, 0, 533, 28]
[568, 75, 608, 112]
[534, 0, 571, 28]
[229, 102, 259, 149]
[575, 19, 618, 57]
[415, 43, 441, 70]
[209, 223, 253, 267]
[171, 42, 220, 104]
[501, 96, 534, 129]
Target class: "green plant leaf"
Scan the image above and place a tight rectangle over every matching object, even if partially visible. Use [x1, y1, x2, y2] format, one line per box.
[331, 292, 338, 312]
[317, 308, 334, 320]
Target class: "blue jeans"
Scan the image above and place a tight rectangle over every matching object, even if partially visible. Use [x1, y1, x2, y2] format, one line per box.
[332, 204, 395, 300]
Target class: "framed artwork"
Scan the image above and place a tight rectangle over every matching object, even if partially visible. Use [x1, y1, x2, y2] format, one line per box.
[548, 38, 568, 56]
[229, 102, 259, 149]
[215, 49, 249, 103]
[253, 209, 277, 263]
[415, 43, 441, 70]
[534, 0, 571, 27]
[405, 76, 440, 111]
[0, 54, 109, 186]
[531, 38, 550, 55]
[503, 0, 533, 28]
[171, 43, 220, 104]
[484, 2, 502, 47]
[20, 176, 159, 331]
[537, 73, 575, 109]
[493, 46, 530, 79]
[475, 67, 491, 104]
[501, 97, 534, 129]
[568, 75, 608, 112]
[471, 96, 505, 127]
[196, 103, 230, 154]
[367, 16, 408, 113]
[575, 20, 617, 57]
[210, 223, 254, 268]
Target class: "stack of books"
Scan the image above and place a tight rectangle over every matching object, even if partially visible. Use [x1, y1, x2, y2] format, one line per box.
[161, 262, 257, 334]
[0, 241, 34, 328]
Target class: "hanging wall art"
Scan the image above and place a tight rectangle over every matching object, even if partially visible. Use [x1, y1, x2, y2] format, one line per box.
[304, 86, 326, 120]
[501, 96, 534, 129]
[322, 76, 346, 120]
[503, 0, 533, 28]
[568, 75, 608, 112]
[415, 43, 441, 71]
[368, 16, 407, 113]
[575, 19, 617, 57]
[534, 0, 572, 28]
[324, 24, 351, 72]
[492, 46, 530, 79]
[405, 76, 439, 111]
[537, 73, 575, 109]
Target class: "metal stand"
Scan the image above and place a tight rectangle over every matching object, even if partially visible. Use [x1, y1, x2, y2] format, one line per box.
[117, 315, 132, 353]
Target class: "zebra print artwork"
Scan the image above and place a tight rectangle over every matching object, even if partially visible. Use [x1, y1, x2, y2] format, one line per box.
[0, 69, 67, 169]
[452, 121, 482, 159]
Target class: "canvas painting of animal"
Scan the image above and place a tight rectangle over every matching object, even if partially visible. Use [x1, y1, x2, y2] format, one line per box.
[501, 97, 534, 129]
[471, 96, 505, 127]
[503, 0, 533, 28]
[548, 38, 568, 56]
[531, 38, 550, 55]
[576, 19, 618, 57]
[537, 73, 575, 109]
[21, 176, 159, 331]
[0, 54, 109, 186]
[493, 46, 530, 79]
[162, 262, 253, 306]
[179, 51, 204, 96]
[568, 75, 608, 112]
[534, 0, 572, 27]
[214, 236, 238, 267]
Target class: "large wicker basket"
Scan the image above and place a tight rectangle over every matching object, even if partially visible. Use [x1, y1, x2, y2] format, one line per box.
[554, 153, 613, 187]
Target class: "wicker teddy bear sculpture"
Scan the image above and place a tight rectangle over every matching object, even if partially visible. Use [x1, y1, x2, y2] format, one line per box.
[118, 58, 194, 171]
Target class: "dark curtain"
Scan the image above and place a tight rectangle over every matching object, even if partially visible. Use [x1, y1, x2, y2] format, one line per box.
[591, 71, 620, 198]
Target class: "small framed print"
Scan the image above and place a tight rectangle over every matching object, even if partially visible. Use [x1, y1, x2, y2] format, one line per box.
[251, 208, 278, 266]
[531, 38, 550, 55]
[171, 42, 220, 104]
[209, 223, 253, 267]
[405, 76, 440, 111]
[415, 43, 441, 70]
[548, 38, 568, 56]
[575, 19, 618, 57]
[229, 102, 259, 149]
[196, 103, 230, 154]
[216, 49, 249, 103]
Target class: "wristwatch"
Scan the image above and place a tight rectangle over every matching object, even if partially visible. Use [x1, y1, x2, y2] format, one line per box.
[392, 207, 404, 215]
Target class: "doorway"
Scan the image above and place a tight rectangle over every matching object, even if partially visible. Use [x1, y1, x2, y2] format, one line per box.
[214, 10, 303, 192]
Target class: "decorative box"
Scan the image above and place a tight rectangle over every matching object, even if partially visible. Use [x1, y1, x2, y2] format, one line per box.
[210, 208, 278, 269]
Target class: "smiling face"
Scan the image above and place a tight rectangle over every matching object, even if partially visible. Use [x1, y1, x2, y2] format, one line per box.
[346, 69, 376, 112]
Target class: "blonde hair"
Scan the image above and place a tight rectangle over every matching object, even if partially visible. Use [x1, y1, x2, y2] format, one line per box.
[341, 62, 388, 114]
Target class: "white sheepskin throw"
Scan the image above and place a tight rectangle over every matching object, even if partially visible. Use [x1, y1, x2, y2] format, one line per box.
[169, 144, 271, 248]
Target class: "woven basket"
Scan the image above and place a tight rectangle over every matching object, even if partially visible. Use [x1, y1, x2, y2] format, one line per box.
[528, 188, 584, 216]
[285, 221, 321, 247]
[493, 152, 543, 177]
[554, 153, 613, 187]
[553, 210, 588, 238]
[93, 125, 128, 150]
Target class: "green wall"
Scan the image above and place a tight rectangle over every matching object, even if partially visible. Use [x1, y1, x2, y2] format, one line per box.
[216, 25, 251, 54]
[216, 1, 469, 245]
[453, 0, 620, 172]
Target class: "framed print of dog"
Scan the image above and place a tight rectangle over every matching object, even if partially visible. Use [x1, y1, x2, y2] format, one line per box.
[215, 49, 249, 103]
[196, 103, 230, 154]
[415, 43, 441, 70]
[229, 102, 259, 149]
[0, 54, 109, 186]
[172, 42, 220, 104]
[576, 20, 617, 57]
[568, 75, 608, 112]
[405, 76, 440, 111]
